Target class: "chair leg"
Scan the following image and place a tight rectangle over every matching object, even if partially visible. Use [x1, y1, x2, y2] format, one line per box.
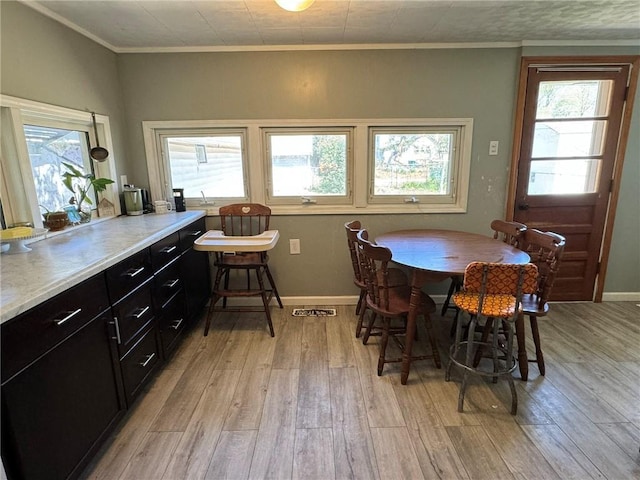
[441, 279, 457, 316]
[355, 289, 365, 316]
[355, 301, 367, 338]
[255, 267, 275, 337]
[515, 313, 529, 381]
[363, 312, 377, 345]
[529, 315, 545, 376]
[205, 266, 227, 336]
[505, 321, 518, 415]
[473, 317, 494, 367]
[222, 267, 231, 308]
[423, 314, 441, 368]
[377, 316, 391, 376]
[446, 311, 466, 382]
[449, 308, 460, 337]
[264, 265, 283, 308]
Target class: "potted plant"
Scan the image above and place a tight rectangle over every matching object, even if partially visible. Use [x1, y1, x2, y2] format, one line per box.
[61, 162, 114, 223]
[40, 206, 69, 231]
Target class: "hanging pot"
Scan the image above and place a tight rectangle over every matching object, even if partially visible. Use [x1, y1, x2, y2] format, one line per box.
[90, 112, 109, 162]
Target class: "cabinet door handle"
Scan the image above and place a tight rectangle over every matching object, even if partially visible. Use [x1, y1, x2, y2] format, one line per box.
[110, 317, 122, 344]
[139, 353, 156, 368]
[160, 246, 177, 254]
[189, 230, 202, 237]
[54, 308, 82, 326]
[171, 318, 184, 330]
[163, 279, 180, 288]
[124, 266, 145, 278]
[132, 306, 150, 319]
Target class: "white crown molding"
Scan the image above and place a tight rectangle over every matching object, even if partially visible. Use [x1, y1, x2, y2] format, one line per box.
[113, 42, 522, 54]
[21, 0, 119, 53]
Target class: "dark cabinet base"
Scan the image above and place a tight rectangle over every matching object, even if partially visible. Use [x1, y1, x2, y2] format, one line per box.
[1, 314, 124, 480]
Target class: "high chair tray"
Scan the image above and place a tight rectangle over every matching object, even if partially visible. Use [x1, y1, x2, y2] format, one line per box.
[193, 229, 279, 252]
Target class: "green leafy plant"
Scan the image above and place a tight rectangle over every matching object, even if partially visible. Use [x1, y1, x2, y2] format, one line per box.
[61, 162, 114, 212]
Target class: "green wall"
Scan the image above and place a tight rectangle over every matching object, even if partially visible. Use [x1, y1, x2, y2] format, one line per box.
[2, 1, 638, 298]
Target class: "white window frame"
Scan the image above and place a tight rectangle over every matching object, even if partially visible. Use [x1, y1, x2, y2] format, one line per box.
[263, 126, 354, 206]
[368, 125, 463, 205]
[143, 118, 472, 215]
[155, 128, 250, 206]
[0, 95, 120, 229]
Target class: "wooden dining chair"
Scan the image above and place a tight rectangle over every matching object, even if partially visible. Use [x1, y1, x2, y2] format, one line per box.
[446, 262, 538, 414]
[516, 228, 566, 380]
[344, 220, 407, 338]
[356, 230, 440, 377]
[442, 220, 528, 332]
[205, 203, 283, 337]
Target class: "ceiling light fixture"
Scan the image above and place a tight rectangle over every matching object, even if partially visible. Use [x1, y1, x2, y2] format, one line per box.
[275, 0, 315, 12]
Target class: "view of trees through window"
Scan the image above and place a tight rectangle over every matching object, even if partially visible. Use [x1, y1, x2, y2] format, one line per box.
[372, 132, 453, 196]
[529, 80, 610, 195]
[24, 125, 93, 213]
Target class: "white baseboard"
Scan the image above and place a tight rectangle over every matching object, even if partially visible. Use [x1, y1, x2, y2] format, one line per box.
[209, 293, 639, 308]
[601, 292, 640, 302]
[281, 295, 451, 306]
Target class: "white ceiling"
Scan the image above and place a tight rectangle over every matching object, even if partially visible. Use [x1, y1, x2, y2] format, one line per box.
[24, 0, 640, 52]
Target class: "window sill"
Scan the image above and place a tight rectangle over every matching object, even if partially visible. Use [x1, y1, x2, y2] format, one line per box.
[191, 204, 467, 216]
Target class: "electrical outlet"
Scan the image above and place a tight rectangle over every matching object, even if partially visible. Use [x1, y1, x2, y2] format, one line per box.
[489, 140, 499, 156]
[289, 238, 301, 255]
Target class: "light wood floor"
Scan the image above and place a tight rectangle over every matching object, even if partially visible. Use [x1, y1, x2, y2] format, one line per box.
[81, 301, 640, 480]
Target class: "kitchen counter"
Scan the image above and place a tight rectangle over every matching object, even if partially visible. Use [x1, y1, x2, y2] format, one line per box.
[0, 211, 206, 323]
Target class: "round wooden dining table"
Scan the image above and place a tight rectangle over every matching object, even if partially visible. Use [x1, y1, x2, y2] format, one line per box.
[375, 229, 531, 385]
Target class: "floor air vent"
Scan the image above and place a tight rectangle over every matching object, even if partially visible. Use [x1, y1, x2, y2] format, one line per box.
[292, 308, 336, 317]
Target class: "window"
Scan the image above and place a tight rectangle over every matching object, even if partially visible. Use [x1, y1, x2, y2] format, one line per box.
[157, 130, 248, 205]
[369, 127, 459, 204]
[264, 128, 352, 205]
[24, 124, 94, 212]
[0, 95, 120, 228]
[144, 118, 472, 214]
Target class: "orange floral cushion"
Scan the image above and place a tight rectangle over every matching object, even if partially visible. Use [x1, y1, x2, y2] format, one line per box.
[453, 262, 539, 319]
[453, 292, 520, 318]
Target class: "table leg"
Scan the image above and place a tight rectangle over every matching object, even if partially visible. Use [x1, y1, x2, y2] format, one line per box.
[400, 270, 428, 385]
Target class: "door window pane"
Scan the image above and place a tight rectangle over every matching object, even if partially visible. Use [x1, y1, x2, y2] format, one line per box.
[536, 80, 612, 118]
[528, 159, 600, 195]
[24, 125, 92, 212]
[371, 131, 453, 197]
[267, 132, 348, 198]
[532, 120, 607, 158]
[163, 134, 246, 200]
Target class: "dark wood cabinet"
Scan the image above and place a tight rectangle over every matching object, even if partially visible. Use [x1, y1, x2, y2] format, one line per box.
[0, 215, 210, 480]
[179, 217, 211, 322]
[1, 276, 124, 480]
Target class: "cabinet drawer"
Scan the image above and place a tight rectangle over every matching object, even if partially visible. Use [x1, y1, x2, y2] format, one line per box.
[1, 273, 110, 383]
[106, 248, 152, 303]
[153, 258, 183, 308]
[120, 327, 159, 403]
[179, 218, 206, 252]
[150, 232, 180, 272]
[112, 280, 155, 353]
[158, 291, 187, 357]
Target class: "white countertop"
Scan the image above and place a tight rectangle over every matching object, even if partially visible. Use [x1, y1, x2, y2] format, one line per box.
[0, 211, 206, 324]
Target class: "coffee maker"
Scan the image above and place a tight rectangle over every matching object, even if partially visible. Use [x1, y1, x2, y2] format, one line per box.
[173, 188, 186, 212]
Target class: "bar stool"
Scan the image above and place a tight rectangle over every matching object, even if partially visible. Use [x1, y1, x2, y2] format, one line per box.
[445, 262, 538, 415]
